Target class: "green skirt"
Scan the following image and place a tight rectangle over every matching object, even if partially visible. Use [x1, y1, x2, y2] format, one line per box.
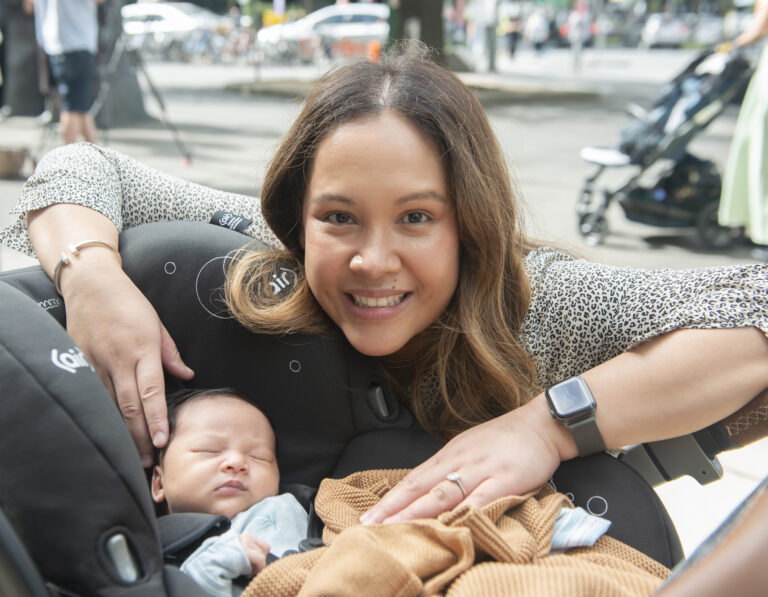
[718, 44, 768, 245]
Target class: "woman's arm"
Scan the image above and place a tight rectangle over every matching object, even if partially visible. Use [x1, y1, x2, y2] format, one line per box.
[361, 326, 768, 524]
[735, 0, 768, 47]
[15, 144, 276, 465]
[362, 253, 768, 523]
[2, 143, 278, 256]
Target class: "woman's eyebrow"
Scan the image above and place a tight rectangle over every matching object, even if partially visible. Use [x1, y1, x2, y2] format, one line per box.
[396, 191, 448, 204]
[310, 191, 447, 205]
[309, 193, 354, 205]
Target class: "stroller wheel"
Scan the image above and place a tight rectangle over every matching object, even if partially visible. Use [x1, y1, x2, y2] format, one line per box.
[696, 201, 744, 250]
[579, 212, 608, 246]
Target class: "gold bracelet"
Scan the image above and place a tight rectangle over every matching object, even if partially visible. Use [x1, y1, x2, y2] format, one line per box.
[53, 239, 122, 295]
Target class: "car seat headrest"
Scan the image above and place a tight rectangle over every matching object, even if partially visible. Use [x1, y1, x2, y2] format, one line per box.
[1, 221, 443, 488]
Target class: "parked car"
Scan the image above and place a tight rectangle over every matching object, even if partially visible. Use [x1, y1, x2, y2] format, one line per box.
[691, 14, 724, 46]
[256, 2, 389, 64]
[640, 12, 694, 48]
[122, 2, 232, 61]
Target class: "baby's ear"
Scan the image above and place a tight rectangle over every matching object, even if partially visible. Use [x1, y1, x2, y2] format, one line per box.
[150, 466, 166, 504]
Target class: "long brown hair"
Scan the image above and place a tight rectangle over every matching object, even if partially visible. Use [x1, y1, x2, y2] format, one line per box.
[226, 43, 539, 440]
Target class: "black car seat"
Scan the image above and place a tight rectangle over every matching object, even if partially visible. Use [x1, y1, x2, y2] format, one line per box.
[0, 220, 757, 596]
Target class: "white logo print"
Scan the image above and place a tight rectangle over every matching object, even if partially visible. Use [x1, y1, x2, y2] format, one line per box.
[269, 267, 295, 294]
[39, 297, 62, 311]
[218, 213, 244, 231]
[51, 347, 95, 374]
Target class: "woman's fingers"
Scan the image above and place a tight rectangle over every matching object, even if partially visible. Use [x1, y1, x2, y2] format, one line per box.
[67, 271, 195, 465]
[135, 350, 170, 449]
[379, 474, 471, 524]
[359, 461, 448, 525]
[159, 324, 195, 382]
[112, 372, 155, 467]
[361, 401, 564, 525]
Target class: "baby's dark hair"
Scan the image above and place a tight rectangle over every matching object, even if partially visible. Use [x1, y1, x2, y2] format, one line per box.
[157, 387, 269, 463]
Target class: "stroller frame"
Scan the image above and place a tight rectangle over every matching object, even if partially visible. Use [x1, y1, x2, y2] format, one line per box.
[576, 49, 754, 248]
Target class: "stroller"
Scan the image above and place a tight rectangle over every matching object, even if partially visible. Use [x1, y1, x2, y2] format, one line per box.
[0, 221, 766, 596]
[576, 48, 754, 247]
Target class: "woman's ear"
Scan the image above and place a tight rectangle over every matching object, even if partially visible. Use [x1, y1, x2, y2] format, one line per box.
[150, 466, 166, 504]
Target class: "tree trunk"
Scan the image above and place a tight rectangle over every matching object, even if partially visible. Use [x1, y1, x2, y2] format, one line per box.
[396, 0, 444, 61]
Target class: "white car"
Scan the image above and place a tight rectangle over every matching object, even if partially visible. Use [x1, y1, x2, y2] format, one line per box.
[640, 13, 694, 48]
[122, 2, 231, 60]
[257, 3, 389, 64]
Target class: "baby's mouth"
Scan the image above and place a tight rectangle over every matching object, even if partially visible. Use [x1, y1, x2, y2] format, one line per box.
[217, 480, 246, 491]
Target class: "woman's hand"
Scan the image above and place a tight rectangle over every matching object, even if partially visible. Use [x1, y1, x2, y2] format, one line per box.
[27, 204, 194, 466]
[360, 396, 570, 525]
[62, 257, 194, 467]
[239, 533, 270, 575]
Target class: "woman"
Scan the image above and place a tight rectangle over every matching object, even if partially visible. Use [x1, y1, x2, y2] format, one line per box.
[2, 45, 767, 527]
[718, 0, 768, 259]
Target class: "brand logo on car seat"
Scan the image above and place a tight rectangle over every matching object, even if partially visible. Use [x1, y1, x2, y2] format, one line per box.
[269, 267, 296, 294]
[211, 210, 253, 233]
[51, 347, 95, 374]
[38, 297, 62, 311]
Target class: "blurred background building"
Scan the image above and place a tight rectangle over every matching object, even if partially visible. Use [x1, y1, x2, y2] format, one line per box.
[0, 0, 758, 121]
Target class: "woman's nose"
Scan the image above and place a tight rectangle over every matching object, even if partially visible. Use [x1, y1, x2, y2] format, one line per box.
[349, 232, 402, 278]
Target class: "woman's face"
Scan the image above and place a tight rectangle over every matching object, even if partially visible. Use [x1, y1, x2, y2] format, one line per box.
[301, 111, 460, 357]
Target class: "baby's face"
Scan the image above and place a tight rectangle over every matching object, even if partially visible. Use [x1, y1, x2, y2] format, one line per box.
[151, 395, 280, 519]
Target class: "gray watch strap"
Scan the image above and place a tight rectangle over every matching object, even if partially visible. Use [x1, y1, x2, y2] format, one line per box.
[568, 417, 606, 457]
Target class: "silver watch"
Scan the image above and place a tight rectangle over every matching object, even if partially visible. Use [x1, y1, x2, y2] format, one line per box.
[545, 376, 606, 457]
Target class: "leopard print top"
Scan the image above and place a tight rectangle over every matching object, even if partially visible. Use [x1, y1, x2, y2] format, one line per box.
[3, 143, 767, 392]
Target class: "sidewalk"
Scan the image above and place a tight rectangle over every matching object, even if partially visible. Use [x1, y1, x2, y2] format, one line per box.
[218, 47, 702, 101]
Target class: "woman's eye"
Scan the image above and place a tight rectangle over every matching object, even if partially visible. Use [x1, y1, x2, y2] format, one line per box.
[402, 212, 430, 224]
[325, 212, 354, 225]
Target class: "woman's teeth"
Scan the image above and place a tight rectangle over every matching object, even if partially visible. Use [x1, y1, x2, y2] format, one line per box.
[351, 294, 405, 307]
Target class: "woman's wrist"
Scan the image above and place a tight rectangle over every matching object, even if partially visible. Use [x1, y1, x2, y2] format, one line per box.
[57, 247, 125, 300]
[524, 394, 579, 462]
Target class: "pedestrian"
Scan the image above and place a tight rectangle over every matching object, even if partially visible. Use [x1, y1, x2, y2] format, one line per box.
[524, 8, 549, 53]
[29, 0, 103, 144]
[2, 43, 767, 528]
[717, 0, 768, 260]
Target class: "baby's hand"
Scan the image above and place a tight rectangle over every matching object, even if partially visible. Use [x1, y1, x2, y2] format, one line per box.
[239, 533, 271, 575]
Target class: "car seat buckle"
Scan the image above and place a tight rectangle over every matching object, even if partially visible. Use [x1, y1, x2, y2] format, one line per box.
[367, 385, 392, 420]
[105, 533, 140, 583]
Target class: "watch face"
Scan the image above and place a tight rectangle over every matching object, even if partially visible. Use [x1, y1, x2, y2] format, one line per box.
[548, 377, 595, 419]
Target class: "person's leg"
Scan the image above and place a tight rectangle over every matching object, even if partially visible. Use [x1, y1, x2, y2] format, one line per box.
[59, 111, 79, 144]
[59, 51, 97, 145]
[81, 112, 97, 144]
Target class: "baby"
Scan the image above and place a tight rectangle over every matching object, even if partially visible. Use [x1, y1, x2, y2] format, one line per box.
[151, 388, 308, 596]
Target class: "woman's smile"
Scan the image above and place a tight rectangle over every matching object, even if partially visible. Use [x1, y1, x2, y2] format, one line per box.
[346, 292, 412, 319]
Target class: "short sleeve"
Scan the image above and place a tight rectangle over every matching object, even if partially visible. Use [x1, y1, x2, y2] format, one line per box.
[521, 247, 768, 388]
[1, 143, 281, 257]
